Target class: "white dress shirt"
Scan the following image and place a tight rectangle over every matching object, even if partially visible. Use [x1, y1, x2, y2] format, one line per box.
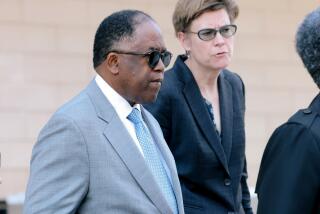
[95, 74, 174, 185]
[95, 74, 144, 155]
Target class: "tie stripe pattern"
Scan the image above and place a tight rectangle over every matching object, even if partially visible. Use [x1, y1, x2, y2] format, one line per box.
[127, 108, 178, 214]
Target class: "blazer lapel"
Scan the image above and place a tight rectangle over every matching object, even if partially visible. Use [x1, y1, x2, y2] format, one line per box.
[218, 73, 234, 163]
[183, 77, 229, 173]
[172, 56, 229, 173]
[142, 107, 184, 213]
[85, 80, 172, 214]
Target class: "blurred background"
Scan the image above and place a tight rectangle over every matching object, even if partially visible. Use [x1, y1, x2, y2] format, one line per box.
[0, 0, 319, 213]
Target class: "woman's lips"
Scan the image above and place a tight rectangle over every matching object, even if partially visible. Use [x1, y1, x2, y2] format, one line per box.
[215, 51, 228, 56]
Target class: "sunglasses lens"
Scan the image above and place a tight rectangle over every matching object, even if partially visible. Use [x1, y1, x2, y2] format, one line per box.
[161, 51, 172, 67]
[148, 51, 172, 69]
[197, 25, 237, 41]
[148, 51, 161, 69]
[198, 29, 217, 41]
[220, 25, 237, 38]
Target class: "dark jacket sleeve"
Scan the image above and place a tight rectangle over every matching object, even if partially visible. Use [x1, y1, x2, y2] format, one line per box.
[256, 124, 320, 214]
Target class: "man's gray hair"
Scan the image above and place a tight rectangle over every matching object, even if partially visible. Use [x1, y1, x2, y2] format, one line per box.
[296, 7, 320, 89]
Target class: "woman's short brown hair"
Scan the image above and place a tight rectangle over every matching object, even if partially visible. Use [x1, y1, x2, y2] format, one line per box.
[172, 0, 239, 36]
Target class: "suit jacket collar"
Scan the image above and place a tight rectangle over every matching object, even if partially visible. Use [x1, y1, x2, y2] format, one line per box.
[173, 56, 231, 173]
[84, 80, 175, 214]
[310, 93, 320, 115]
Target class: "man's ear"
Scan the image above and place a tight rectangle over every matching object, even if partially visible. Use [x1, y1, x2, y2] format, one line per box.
[105, 53, 120, 75]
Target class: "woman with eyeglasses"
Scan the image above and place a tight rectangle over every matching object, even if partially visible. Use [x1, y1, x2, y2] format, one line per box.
[145, 0, 253, 213]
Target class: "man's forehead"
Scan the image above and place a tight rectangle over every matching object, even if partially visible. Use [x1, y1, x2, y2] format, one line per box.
[120, 21, 166, 51]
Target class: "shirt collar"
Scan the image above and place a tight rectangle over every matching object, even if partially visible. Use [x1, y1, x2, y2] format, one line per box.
[95, 74, 141, 120]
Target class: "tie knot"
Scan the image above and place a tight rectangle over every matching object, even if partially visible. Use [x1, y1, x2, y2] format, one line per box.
[127, 108, 143, 124]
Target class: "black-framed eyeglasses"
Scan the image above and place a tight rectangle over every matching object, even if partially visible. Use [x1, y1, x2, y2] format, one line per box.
[186, 24, 237, 41]
[109, 49, 172, 69]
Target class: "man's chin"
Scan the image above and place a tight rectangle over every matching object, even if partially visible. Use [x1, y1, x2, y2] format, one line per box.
[139, 93, 158, 104]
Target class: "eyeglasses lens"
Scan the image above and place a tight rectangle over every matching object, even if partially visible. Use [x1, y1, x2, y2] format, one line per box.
[198, 25, 236, 41]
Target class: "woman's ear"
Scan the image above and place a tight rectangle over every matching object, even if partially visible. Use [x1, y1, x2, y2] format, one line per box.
[177, 31, 191, 53]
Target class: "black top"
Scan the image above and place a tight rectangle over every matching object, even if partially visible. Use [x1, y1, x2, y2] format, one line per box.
[256, 93, 320, 214]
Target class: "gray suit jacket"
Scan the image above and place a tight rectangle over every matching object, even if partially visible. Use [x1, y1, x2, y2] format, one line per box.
[24, 80, 184, 214]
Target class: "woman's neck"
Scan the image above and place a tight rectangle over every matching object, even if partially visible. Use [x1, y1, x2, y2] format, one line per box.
[185, 58, 220, 100]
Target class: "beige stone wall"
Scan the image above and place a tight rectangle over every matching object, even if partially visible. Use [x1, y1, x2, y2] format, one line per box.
[0, 0, 318, 199]
[233, 0, 319, 186]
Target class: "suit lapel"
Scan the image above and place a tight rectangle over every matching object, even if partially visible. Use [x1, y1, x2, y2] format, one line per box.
[218, 73, 234, 163]
[85, 80, 172, 214]
[310, 93, 320, 115]
[142, 107, 184, 212]
[183, 77, 229, 173]
[103, 121, 172, 214]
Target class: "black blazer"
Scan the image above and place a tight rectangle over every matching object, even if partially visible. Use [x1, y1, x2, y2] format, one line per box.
[256, 93, 320, 214]
[145, 55, 252, 214]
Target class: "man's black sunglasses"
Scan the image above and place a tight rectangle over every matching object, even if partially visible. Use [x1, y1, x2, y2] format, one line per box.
[109, 49, 172, 69]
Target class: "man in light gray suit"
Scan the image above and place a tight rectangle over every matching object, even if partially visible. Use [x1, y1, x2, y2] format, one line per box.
[24, 10, 184, 214]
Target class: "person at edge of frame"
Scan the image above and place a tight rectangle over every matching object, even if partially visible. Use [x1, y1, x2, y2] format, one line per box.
[256, 7, 320, 214]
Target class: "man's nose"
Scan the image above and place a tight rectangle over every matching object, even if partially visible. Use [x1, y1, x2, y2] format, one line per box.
[153, 58, 165, 72]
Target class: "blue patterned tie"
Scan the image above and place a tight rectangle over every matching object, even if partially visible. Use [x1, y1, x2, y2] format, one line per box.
[128, 108, 178, 214]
